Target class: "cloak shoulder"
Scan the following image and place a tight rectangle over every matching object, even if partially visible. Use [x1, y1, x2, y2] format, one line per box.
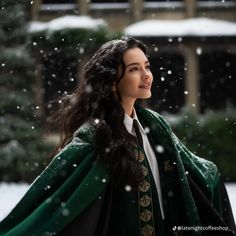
[0, 122, 109, 236]
[139, 107, 219, 196]
[137, 106, 235, 234]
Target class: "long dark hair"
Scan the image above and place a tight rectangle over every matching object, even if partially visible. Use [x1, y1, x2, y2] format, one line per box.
[51, 36, 147, 186]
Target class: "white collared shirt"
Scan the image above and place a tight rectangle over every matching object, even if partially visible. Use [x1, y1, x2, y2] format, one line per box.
[124, 110, 165, 219]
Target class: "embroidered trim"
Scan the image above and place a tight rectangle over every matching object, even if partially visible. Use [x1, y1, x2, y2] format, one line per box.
[163, 160, 174, 172]
[136, 149, 156, 236]
[141, 165, 148, 177]
[139, 180, 150, 192]
[139, 195, 151, 207]
[141, 224, 154, 236]
[140, 209, 153, 222]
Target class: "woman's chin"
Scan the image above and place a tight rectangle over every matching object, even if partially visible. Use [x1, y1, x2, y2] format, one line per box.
[139, 92, 152, 99]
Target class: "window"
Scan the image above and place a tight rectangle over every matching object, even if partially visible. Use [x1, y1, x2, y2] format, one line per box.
[197, 0, 236, 8]
[90, 0, 128, 2]
[145, 0, 183, 1]
[89, 0, 130, 10]
[42, 0, 75, 3]
[144, 0, 184, 9]
[41, 0, 76, 11]
[198, 0, 233, 1]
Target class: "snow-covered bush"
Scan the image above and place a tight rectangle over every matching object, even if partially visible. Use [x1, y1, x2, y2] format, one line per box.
[28, 15, 120, 56]
[168, 108, 236, 181]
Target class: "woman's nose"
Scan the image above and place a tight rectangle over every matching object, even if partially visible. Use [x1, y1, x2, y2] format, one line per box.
[142, 69, 151, 80]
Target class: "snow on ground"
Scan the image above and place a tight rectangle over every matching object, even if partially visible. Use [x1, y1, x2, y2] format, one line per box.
[0, 182, 235, 222]
[124, 17, 236, 37]
[225, 183, 236, 221]
[0, 182, 29, 221]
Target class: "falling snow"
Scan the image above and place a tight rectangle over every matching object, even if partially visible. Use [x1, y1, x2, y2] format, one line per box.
[124, 185, 132, 192]
[155, 145, 164, 153]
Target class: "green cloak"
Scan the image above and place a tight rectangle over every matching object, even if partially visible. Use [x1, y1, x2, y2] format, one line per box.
[0, 107, 235, 235]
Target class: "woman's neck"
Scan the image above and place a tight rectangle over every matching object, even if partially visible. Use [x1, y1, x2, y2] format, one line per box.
[121, 99, 135, 117]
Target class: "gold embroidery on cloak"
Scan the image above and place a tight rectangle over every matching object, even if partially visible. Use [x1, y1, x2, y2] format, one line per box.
[139, 180, 150, 192]
[135, 146, 155, 236]
[140, 209, 153, 222]
[139, 195, 151, 207]
[141, 224, 154, 236]
[164, 160, 174, 172]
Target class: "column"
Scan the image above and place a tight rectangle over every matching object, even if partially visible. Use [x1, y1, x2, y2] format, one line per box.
[31, 0, 42, 21]
[184, 44, 200, 113]
[77, 0, 89, 15]
[184, 0, 197, 18]
[131, 0, 143, 22]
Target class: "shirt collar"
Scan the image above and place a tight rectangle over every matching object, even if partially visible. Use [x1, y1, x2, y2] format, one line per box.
[124, 109, 146, 135]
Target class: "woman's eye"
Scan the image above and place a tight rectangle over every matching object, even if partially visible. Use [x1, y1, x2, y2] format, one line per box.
[129, 67, 138, 72]
[146, 65, 151, 70]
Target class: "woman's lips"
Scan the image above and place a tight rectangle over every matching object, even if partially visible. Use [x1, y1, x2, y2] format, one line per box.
[139, 83, 151, 89]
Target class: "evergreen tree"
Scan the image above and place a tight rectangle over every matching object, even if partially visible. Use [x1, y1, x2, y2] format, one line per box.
[0, 0, 49, 182]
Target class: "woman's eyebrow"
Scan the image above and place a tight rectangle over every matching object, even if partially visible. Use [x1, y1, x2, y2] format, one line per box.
[126, 61, 150, 68]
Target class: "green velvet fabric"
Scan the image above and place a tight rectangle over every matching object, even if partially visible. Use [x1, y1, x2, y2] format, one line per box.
[0, 107, 234, 236]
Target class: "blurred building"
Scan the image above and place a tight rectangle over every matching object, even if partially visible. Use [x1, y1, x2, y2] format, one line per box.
[30, 0, 236, 114]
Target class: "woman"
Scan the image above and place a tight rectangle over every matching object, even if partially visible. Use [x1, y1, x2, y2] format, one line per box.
[0, 37, 235, 236]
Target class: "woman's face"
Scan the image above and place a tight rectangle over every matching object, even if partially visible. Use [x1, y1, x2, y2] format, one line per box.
[117, 47, 153, 105]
